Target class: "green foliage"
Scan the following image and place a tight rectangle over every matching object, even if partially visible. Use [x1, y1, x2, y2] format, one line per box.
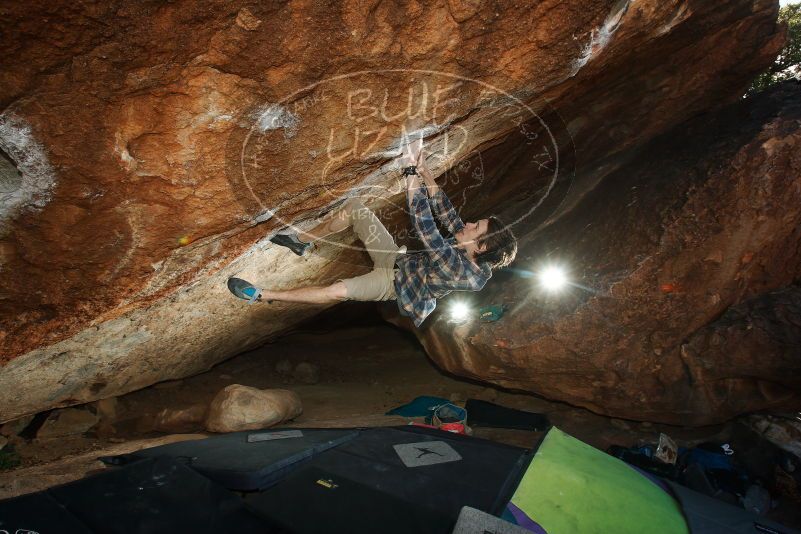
[748, 4, 801, 95]
[0, 445, 21, 471]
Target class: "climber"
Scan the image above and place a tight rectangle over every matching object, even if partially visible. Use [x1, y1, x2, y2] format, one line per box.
[227, 138, 517, 327]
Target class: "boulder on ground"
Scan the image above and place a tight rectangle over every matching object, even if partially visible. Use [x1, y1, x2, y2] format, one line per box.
[205, 385, 302, 433]
[36, 408, 99, 439]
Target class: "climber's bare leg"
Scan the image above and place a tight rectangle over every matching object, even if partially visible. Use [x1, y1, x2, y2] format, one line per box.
[296, 204, 354, 244]
[262, 281, 348, 305]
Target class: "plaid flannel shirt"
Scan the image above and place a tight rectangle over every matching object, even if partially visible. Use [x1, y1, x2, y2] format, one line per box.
[394, 182, 492, 327]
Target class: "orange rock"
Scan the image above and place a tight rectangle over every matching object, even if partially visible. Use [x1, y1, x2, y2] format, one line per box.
[391, 83, 801, 426]
[0, 0, 789, 422]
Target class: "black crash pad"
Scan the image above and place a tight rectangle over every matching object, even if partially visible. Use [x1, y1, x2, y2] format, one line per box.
[105, 428, 359, 491]
[50, 456, 273, 533]
[246, 426, 530, 534]
[0, 491, 93, 534]
[465, 399, 550, 431]
[1, 456, 276, 534]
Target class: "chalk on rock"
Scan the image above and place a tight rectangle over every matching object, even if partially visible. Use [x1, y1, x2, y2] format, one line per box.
[254, 209, 274, 223]
[205, 384, 302, 433]
[235, 7, 262, 31]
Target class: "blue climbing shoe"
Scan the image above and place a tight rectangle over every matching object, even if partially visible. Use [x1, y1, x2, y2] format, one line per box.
[270, 233, 313, 256]
[227, 277, 271, 304]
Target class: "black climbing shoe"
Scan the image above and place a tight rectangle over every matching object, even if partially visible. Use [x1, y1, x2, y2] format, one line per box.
[270, 233, 313, 256]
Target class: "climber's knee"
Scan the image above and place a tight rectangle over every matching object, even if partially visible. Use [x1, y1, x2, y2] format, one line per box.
[342, 198, 367, 222]
[327, 281, 349, 302]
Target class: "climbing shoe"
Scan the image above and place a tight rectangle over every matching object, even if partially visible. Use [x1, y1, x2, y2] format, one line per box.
[270, 233, 313, 256]
[227, 277, 272, 304]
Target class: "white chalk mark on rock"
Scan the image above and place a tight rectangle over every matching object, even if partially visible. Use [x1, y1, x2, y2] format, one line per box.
[571, 0, 631, 75]
[0, 112, 56, 229]
[370, 124, 449, 160]
[236, 7, 262, 31]
[114, 132, 137, 172]
[658, 4, 691, 36]
[254, 209, 274, 223]
[254, 105, 300, 138]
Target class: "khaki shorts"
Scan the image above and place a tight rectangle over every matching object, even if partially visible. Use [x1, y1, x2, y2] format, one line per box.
[339, 199, 406, 302]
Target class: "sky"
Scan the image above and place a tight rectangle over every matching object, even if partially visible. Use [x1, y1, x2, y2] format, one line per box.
[780, 0, 800, 5]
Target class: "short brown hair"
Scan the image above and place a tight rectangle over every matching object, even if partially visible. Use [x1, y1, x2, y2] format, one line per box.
[474, 216, 517, 269]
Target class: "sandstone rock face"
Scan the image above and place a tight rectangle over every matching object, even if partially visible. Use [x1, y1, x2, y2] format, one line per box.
[0, 0, 786, 421]
[391, 83, 801, 426]
[205, 385, 302, 432]
[92, 397, 119, 437]
[92, 397, 118, 422]
[36, 408, 99, 439]
[748, 415, 801, 458]
[0, 415, 34, 438]
[153, 403, 208, 434]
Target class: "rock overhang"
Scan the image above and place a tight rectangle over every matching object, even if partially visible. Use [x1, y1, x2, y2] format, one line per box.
[0, 0, 790, 422]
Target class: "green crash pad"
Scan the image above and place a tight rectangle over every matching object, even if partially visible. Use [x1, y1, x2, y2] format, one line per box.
[509, 427, 689, 534]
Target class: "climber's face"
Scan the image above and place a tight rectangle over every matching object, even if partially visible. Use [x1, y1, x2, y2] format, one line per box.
[455, 219, 489, 253]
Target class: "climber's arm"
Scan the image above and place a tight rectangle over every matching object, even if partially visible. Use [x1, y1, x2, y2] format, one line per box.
[405, 172, 453, 262]
[418, 158, 465, 236]
[418, 160, 440, 197]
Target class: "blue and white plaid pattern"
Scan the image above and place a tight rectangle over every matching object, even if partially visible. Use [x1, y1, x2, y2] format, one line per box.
[394, 184, 492, 327]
